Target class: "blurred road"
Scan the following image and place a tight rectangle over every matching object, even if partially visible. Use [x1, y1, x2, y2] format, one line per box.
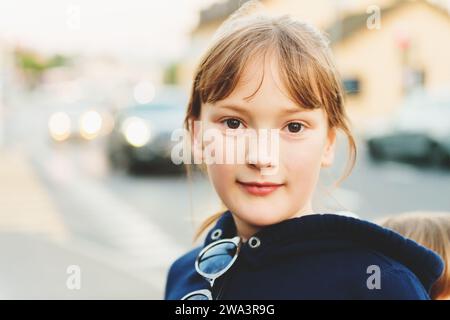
[1, 90, 221, 299]
[1, 90, 449, 299]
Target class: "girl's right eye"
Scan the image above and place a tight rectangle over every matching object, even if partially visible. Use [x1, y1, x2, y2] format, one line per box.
[221, 118, 244, 130]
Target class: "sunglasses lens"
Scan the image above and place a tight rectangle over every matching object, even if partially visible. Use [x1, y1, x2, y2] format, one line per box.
[197, 241, 238, 275]
[184, 293, 210, 300]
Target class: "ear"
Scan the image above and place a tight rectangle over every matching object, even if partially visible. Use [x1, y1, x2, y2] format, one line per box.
[321, 128, 337, 168]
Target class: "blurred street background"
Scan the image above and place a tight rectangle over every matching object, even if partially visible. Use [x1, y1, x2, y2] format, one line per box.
[1, 0, 450, 299]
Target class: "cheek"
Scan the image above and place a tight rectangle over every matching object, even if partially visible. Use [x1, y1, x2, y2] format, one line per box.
[280, 136, 325, 180]
[206, 164, 236, 193]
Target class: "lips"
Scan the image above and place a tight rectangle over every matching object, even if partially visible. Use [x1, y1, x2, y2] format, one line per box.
[236, 180, 284, 196]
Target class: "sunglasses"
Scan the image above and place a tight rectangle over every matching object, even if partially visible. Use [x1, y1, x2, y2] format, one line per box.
[181, 236, 241, 300]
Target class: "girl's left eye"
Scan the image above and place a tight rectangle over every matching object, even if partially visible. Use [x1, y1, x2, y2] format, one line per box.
[221, 118, 244, 130]
[284, 122, 305, 133]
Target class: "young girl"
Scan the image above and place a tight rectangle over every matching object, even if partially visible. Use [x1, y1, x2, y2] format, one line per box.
[164, 1, 443, 300]
[380, 212, 450, 300]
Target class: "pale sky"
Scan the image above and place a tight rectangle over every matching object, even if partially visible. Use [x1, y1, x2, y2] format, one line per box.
[0, 0, 218, 61]
[2, 0, 449, 62]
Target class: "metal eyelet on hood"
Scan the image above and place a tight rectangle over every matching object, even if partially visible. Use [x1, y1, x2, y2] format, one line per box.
[248, 236, 261, 248]
[211, 229, 222, 240]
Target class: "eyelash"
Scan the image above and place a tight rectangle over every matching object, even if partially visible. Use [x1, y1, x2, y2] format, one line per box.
[219, 117, 306, 134]
[220, 118, 245, 130]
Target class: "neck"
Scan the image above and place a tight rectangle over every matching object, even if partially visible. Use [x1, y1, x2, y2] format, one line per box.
[233, 204, 315, 243]
[232, 215, 260, 243]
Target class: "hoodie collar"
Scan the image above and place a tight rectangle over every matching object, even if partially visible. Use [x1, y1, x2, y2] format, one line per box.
[204, 210, 444, 291]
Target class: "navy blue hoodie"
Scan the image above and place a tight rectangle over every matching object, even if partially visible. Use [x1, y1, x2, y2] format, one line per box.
[165, 211, 444, 300]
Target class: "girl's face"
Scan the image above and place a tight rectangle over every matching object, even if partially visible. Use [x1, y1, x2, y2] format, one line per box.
[194, 51, 337, 240]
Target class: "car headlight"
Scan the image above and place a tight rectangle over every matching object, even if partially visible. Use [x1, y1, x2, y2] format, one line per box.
[48, 112, 71, 141]
[121, 117, 151, 147]
[80, 110, 103, 140]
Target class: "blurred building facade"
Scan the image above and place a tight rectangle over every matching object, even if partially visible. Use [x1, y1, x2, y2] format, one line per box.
[178, 0, 450, 132]
[330, 0, 450, 129]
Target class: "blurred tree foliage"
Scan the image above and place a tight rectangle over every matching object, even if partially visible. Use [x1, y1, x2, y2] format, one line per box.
[14, 48, 70, 89]
[163, 62, 179, 85]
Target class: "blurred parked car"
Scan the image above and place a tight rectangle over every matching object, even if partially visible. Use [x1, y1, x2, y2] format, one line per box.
[107, 88, 187, 173]
[48, 100, 114, 142]
[366, 90, 450, 167]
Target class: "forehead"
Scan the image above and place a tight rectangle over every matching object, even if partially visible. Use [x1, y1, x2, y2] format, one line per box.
[228, 50, 295, 107]
[209, 50, 326, 120]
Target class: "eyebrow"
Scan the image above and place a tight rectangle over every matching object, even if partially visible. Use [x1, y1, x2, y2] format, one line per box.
[214, 103, 309, 115]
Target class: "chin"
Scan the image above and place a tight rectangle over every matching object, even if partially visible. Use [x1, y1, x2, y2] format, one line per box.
[234, 203, 290, 227]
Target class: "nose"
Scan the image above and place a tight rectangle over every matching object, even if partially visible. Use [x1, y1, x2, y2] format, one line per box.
[238, 128, 279, 175]
[247, 152, 273, 170]
[246, 135, 276, 170]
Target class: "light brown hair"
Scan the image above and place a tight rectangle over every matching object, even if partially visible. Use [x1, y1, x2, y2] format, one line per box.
[379, 212, 450, 299]
[184, 2, 357, 241]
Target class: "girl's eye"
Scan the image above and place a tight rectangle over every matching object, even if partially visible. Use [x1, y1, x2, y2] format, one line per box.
[222, 118, 243, 130]
[286, 122, 305, 133]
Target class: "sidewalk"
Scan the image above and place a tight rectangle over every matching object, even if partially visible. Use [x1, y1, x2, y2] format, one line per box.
[0, 148, 160, 299]
[0, 149, 68, 241]
[0, 233, 158, 299]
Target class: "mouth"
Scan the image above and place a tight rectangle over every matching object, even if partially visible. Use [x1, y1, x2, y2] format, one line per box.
[236, 180, 285, 196]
